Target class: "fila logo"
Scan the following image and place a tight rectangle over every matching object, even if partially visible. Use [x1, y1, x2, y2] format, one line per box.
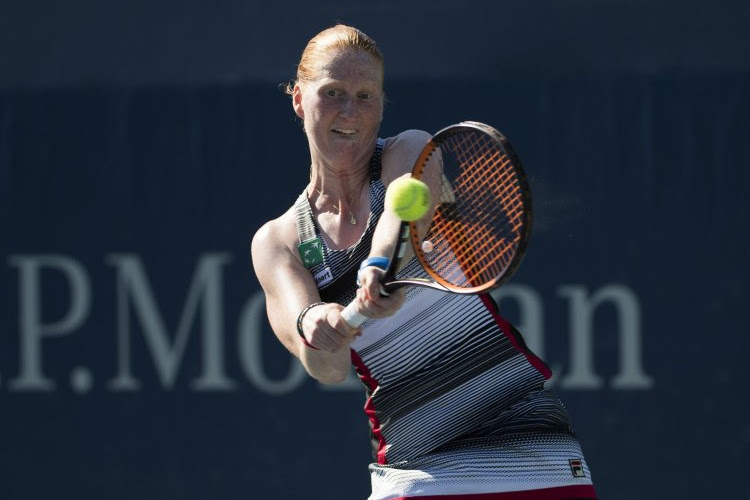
[569, 459, 586, 478]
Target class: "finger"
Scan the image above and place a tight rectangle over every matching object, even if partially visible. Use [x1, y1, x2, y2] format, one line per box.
[341, 320, 362, 338]
[316, 331, 341, 352]
[316, 315, 359, 350]
[358, 275, 375, 301]
[306, 318, 340, 352]
[359, 268, 385, 301]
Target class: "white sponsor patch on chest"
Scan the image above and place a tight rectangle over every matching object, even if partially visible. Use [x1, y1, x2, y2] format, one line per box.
[314, 266, 333, 288]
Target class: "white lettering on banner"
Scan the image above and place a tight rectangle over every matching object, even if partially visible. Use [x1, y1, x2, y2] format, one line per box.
[106, 253, 236, 391]
[7, 255, 91, 391]
[558, 285, 654, 389]
[493, 285, 545, 358]
[2, 253, 654, 394]
[493, 284, 654, 390]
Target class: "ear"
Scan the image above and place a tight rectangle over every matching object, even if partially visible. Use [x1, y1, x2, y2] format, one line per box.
[292, 84, 304, 119]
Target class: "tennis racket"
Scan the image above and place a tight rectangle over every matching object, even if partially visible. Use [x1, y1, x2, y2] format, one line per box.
[341, 121, 533, 327]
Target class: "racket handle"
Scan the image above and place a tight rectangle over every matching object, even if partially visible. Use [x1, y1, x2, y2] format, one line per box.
[341, 301, 369, 327]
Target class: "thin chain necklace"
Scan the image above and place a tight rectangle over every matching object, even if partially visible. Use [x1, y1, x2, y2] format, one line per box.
[310, 187, 358, 225]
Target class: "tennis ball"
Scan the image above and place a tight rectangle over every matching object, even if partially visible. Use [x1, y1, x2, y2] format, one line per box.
[386, 177, 431, 221]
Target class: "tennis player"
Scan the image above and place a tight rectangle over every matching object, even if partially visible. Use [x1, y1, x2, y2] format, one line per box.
[251, 24, 597, 500]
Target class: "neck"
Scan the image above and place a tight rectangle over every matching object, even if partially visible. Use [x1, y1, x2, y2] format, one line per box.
[307, 176, 367, 226]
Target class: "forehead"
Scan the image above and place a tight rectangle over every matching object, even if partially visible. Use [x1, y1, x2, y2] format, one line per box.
[315, 49, 383, 84]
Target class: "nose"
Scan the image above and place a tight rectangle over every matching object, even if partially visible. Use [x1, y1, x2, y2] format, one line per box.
[338, 96, 356, 118]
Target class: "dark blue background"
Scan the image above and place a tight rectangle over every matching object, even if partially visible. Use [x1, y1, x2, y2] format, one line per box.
[1, 2, 748, 500]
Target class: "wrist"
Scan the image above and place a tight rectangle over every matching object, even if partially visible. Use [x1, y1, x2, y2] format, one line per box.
[360, 256, 390, 271]
[296, 302, 326, 350]
[357, 257, 389, 286]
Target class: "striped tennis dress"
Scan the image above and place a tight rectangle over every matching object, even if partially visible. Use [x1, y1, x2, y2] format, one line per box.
[295, 140, 597, 500]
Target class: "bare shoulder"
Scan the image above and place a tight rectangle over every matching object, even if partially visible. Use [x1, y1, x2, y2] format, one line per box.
[381, 129, 432, 184]
[250, 207, 300, 274]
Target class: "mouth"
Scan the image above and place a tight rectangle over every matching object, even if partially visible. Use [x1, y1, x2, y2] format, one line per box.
[332, 128, 357, 136]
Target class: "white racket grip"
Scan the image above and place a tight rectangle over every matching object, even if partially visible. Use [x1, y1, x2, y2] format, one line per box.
[341, 301, 369, 327]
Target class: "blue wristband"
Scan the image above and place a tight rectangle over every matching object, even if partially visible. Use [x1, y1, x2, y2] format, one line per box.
[359, 256, 390, 271]
[357, 257, 390, 286]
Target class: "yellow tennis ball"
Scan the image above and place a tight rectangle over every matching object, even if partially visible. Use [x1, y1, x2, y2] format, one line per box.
[386, 177, 431, 221]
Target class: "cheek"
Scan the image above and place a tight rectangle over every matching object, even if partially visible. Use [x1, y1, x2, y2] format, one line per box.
[365, 103, 384, 124]
[306, 98, 335, 120]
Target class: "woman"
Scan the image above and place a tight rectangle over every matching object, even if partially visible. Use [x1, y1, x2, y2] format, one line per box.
[251, 24, 597, 500]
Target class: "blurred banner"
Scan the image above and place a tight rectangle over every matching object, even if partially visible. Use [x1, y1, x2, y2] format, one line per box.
[1, 74, 747, 500]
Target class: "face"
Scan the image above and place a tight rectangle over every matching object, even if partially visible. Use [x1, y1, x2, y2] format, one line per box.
[293, 49, 384, 170]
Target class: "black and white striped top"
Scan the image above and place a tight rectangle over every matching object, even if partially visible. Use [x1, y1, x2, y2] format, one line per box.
[295, 140, 596, 498]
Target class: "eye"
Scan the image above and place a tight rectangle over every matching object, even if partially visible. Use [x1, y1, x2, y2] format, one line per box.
[325, 89, 338, 97]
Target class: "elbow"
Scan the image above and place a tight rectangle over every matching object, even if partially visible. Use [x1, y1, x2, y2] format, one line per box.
[312, 369, 349, 385]
[305, 362, 350, 385]
[299, 347, 352, 385]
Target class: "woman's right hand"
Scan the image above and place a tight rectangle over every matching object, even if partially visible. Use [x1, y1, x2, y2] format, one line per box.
[299, 302, 361, 353]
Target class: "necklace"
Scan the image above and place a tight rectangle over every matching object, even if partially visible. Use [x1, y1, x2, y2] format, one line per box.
[310, 187, 357, 225]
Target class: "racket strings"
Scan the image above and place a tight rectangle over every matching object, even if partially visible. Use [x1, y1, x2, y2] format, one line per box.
[420, 130, 527, 289]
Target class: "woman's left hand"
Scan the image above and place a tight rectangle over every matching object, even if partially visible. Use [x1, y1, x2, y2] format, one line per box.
[353, 266, 406, 319]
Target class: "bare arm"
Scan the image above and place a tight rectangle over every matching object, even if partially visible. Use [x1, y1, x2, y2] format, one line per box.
[251, 213, 360, 384]
[355, 129, 436, 313]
